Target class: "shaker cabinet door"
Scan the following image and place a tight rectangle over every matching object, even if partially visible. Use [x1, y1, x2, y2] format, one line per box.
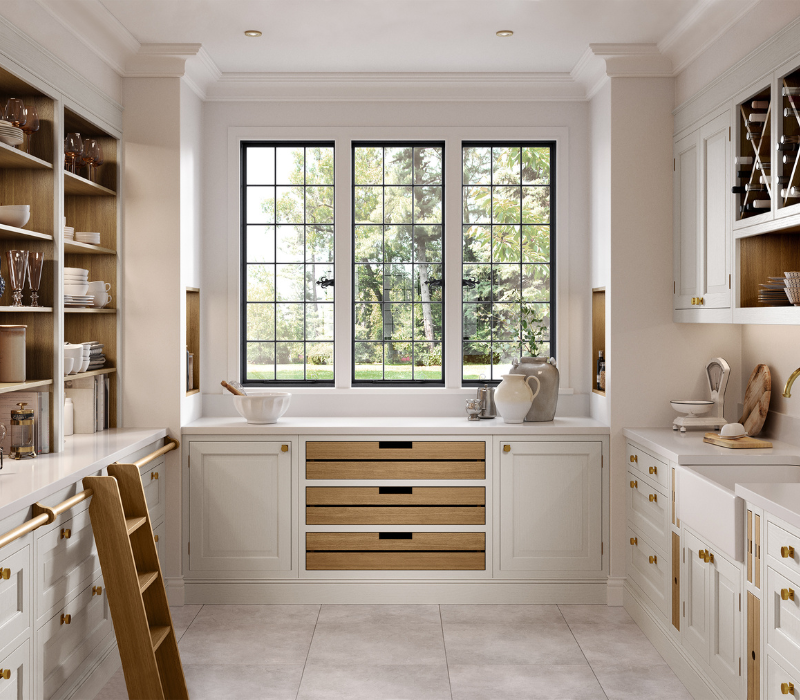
[498, 441, 603, 573]
[709, 548, 743, 696]
[683, 529, 711, 664]
[189, 442, 292, 573]
[674, 130, 700, 310]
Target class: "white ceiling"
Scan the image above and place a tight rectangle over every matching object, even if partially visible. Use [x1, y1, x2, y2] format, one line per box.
[87, 0, 741, 74]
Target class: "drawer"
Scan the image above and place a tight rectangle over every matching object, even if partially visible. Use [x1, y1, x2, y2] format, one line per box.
[307, 532, 486, 551]
[626, 442, 669, 492]
[768, 520, 800, 584]
[0, 546, 30, 658]
[41, 578, 111, 700]
[767, 653, 800, 700]
[306, 441, 485, 461]
[626, 471, 670, 556]
[142, 457, 165, 524]
[306, 551, 485, 570]
[627, 525, 670, 621]
[0, 639, 30, 700]
[36, 509, 100, 626]
[153, 520, 165, 567]
[307, 506, 485, 525]
[306, 487, 485, 506]
[307, 460, 485, 480]
[768, 566, 800, 672]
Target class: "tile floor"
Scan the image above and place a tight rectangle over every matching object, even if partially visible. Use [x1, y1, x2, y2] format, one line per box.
[90, 604, 693, 700]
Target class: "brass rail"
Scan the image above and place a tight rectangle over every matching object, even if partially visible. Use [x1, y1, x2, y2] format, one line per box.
[0, 437, 179, 551]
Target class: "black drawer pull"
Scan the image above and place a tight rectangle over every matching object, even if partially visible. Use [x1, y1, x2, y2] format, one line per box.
[379, 532, 413, 539]
[379, 487, 412, 494]
[379, 441, 412, 449]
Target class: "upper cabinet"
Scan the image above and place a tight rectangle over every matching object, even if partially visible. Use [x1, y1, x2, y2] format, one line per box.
[733, 85, 772, 228]
[777, 61, 800, 221]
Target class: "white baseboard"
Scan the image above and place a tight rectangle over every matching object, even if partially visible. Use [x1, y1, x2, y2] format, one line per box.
[606, 576, 625, 606]
[165, 576, 185, 606]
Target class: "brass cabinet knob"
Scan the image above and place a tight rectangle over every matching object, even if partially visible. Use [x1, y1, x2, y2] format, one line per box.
[281, 445, 289, 452]
[151, 472, 159, 480]
[782, 546, 795, 558]
[503, 445, 510, 453]
[0, 669, 9, 680]
[92, 586, 102, 597]
[649, 555, 658, 565]
[60, 613, 71, 625]
[649, 466, 657, 475]
[630, 455, 637, 463]
[782, 682, 795, 695]
[154, 535, 159, 543]
[691, 298, 695, 305]
[708, 552, 714, 563]
[782, 588, 796, 601]
[698, 297, 704, 305]
[630, 537, 638, 546]
[630, 480, 638, 489]
[699, 549, 707, 561]
[0, 568, 10, 580]
[649, 493, 658, 503]
[60, 528, 71, 540]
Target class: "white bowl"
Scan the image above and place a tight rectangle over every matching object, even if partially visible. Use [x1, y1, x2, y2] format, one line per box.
[63, 357, 74, 376]
[78, 357, 90, 372]
[64, 283, 89, 296]
[64, 268, 88, 275]
[0, 208, 30, 228]
[63, 344, 83, 374]
[720, 422, 748, 438]
[233, 392, 292, 424]
[670, 400, 714, 416]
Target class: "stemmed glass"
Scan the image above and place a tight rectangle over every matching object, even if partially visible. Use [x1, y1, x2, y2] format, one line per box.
[64, 133, 82, 174]
[6, 251, 28, 307]
[83, 139, 103, 182]
[21, 105, 38, 155]
[27, 252, 43, 307]
[4, 99, 26, 128]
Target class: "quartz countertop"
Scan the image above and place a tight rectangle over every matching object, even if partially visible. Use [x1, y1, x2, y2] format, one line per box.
[735, 483, 800, 532]
[183, 416, 609, 435]
[0, 428, 167, 520]
[623, 427, 800, 465]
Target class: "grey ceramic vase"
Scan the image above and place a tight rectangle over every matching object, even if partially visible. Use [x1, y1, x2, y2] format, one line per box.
[510, 357, 560, 422]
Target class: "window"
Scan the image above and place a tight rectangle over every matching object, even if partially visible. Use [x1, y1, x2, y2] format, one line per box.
[352, 143, 444, 384]
[241, 142, 335, 384]
[462, 143, 554, 383]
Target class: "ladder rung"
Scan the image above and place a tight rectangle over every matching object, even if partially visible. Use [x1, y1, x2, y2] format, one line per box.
[125, 517, 147, 535]
[137, 571, 159, 593]
[150, 625, 171, 652]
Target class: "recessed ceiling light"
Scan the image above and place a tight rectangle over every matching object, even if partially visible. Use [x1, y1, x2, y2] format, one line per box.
[496, 30, 513, 37]
[244, 30, 262, 37]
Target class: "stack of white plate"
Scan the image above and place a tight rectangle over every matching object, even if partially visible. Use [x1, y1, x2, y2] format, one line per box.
[64, 267, 89, 299]
[64, 295, 93, 308]
[0, 121, 23, 147]
[75, 231, 101, 245]
[63, 226, 75, 241]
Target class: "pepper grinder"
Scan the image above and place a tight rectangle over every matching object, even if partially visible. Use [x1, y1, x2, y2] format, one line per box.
[477, 384, 497, 419]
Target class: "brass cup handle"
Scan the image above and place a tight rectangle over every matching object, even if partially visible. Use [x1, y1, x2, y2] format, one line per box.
[0, 669, 9, 680]
[0, 568, 10, 580]
[782, 588, 796, 602]
[60, 528, 71, 540]
[630, 455, 637, 463]
[630, 537, 638, 545]
[630, 480, 638, 489]
[648, 555, 658, 565]
[154, 535, 159, 543]
[60, 613, 71, 625]
[649, 494, 658, 503]
[782, 546, 795, 558]
[699, 549, 707, 561]
[782, 682, 795, 695]
[649, 466, 657, 475]
[151, 472, 159, 480]
[92, 586, 102, 597]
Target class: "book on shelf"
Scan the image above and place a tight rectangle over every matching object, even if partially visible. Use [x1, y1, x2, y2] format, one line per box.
[0, 391, 49, 455]
[65, 375, 110, 435]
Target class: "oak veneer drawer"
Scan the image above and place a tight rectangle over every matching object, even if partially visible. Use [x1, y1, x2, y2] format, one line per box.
[306, 441, 485, 461]
[306, 532, 486, 551]
[307, 460, 485, 480]
[307, 506, 485, 525]
[306, 551, 485, 570]
[306, 487, 485, 506]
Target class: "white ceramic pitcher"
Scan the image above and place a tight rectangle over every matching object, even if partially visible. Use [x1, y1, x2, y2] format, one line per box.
[495, 373, 541, 424]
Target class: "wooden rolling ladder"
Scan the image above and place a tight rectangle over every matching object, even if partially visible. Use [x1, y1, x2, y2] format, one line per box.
[83, 462, 189, 700]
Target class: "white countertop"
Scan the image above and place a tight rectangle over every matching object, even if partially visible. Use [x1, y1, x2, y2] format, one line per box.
[736, 483, 800, 532]
[623, 428, 800, 465]
[183, 416, 609, 435]
[0, 428, 167, 520]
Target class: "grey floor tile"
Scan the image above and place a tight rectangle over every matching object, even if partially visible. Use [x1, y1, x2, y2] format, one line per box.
[307, 621, 447, 666]
[297, 664, 452, 700]
[442, 622, 586, 666]
[179, 605, 320, 665]
[318, 604, 442, 625]
[566, 623, 665, 667]
[557, 605, 634, 627]
[591, 662, 692, 700]
[184, 663, 304, 700]
[441, 605, 564, 625]
[170, 604, 203, 641]
[449, 664, 607, 700]
[91, 668, 127, 700]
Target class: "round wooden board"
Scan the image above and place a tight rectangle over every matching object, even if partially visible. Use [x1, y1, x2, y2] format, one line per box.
[739, 364, 771, 437]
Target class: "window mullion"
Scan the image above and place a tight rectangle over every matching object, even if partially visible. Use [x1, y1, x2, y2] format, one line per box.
[444, 137, 462, 389]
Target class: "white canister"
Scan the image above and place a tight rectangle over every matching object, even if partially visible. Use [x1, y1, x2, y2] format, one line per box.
[495, 373, 541, 424]
[64, 398, 74, 437]
[0, 325, 26, 383]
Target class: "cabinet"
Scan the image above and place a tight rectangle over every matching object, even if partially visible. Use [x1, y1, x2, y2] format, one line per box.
[498, 441, 602, 572]
[189, 441, 292, 574]
[0, 639, 31, 700]
[673, 111, 731, 312]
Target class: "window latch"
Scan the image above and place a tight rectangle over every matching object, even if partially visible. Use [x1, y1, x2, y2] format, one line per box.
[462, 278, 476, 289]
[427, 279, 443, 289]
[316, 276, 334, 289]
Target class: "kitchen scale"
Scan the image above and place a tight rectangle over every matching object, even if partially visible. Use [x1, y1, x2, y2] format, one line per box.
[671, 357, 731, 433]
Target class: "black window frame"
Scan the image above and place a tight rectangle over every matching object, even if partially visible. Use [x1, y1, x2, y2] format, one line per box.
[351, 140, 446, 386]
[461, 140, 556, 386]
[240, 140, 336, 387]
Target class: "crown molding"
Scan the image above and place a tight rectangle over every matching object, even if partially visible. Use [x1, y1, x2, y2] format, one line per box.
[572, 44, 673, 100]
[125, 44, 222, 100]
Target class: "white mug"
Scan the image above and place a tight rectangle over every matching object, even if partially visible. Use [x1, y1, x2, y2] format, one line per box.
[88, 281, 111, 293]
[93, 292, 111, 308]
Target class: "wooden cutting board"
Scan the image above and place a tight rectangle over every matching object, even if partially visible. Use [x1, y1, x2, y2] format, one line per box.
[739, 365, 771, 437]
[703, 433, 773, 449]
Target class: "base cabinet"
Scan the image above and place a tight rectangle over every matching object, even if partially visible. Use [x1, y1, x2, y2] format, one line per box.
[0, 639, 30, 700]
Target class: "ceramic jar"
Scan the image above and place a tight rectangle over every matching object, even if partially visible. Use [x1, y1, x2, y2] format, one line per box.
[495, 373, 541, 424]
[511, 357, 560, 422]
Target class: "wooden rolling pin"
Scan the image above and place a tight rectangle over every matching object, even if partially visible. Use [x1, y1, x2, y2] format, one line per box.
[221, 380, 245, 396]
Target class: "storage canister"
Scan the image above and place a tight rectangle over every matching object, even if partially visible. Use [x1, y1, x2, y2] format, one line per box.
[10, 402, 34, 459]
[0, 325, 26, 383]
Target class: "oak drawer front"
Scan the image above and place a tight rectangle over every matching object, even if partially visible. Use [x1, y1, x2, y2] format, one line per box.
[307, 461, 485, 480]
[306, 551, 485, 570]
[307, 506, 485, 525]
[626, 471, 670, 556]
[768, 521, 800, 583]
[768, 566, 800, 670]
[0, 547, 30, 656]
[627, 526, 670, 620]
[626, 442, 669, 491]
[767, 653, 800, 700]
[142, 458, 165, 524]
[306, 532, 486, 551]
[36, 509, 100, 625]
[0, 639, 30, 700]
[306, 487, 485, 506]
[306, 441, 485, 461]
[41, 578, 111, 700]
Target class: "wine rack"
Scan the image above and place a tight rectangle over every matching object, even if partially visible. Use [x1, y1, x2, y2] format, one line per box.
[779, 66, 800, 210]
[735, 87, 771, 221]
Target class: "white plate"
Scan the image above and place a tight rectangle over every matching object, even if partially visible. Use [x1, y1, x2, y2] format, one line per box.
[0, 135, 24, 147]
[64, 268, 89, 275]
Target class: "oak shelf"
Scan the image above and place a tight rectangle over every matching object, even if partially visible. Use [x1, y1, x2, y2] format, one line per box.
[63, 171, 115, 197]
[0, 379, 53, 395]
[0, 306, 52, 312]
[63, 240, 115, 255]
[64, 308, 116, 314]
[64, 368, 115, 380]
[0, 224, 52, 243]
[185, 389, 199, 397]
[0, 142, 52, 170]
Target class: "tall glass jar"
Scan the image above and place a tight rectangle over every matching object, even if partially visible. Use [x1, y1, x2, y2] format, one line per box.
[10, 402, 34, 459]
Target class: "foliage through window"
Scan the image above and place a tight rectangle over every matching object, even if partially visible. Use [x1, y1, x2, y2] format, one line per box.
[352, 143, 444, 383]
[241, 142, 335, 383]
[462, 143, 554, 383]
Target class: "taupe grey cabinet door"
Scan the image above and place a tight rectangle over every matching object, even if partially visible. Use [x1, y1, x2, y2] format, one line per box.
[499, 441, 602, 572]
[189, 442, 292, 572]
